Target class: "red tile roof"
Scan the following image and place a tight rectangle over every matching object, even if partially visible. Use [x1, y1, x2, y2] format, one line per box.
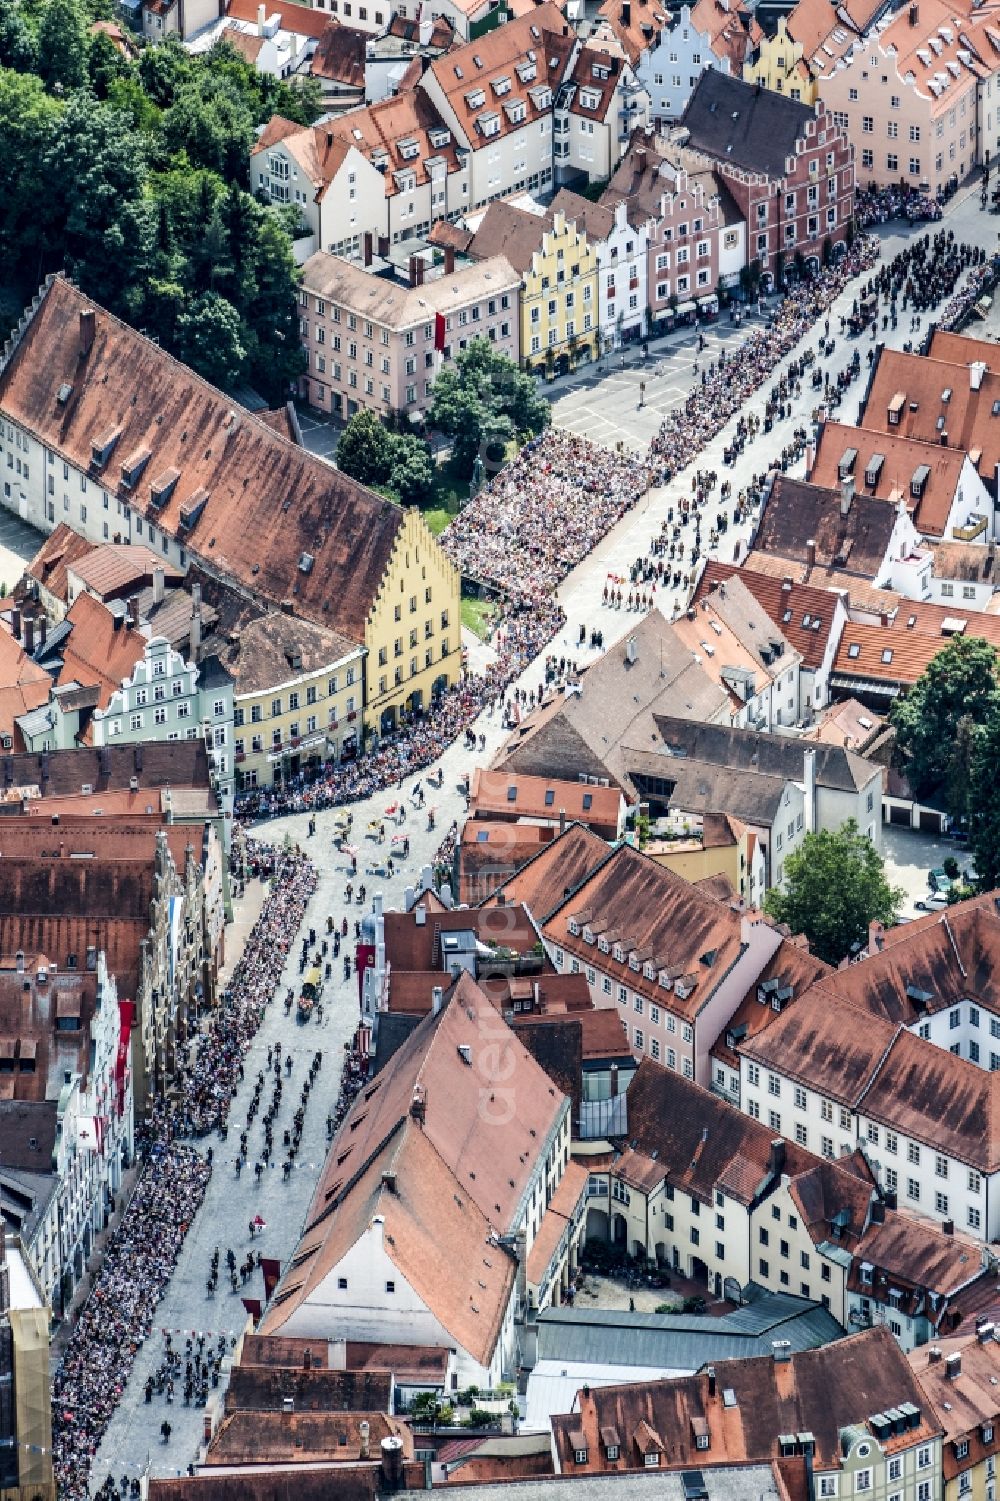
[810, 420, 968, 538]
[0, 278, 406, 644]
[863, 345, 1000, 488]
[692, 560, 843, 669]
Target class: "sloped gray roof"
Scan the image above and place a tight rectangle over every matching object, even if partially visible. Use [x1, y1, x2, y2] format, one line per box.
[536, 1287, 843, 1370]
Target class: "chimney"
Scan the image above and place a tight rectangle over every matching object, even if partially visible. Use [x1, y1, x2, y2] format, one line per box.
[840, 478, 854, 514]
[943, 1218, 954, 1236]
[445, 245, 456, 275]
[257, 1, 266, 30]
[417, 257, 425, 287]
[431, 985, 444, 1015]
[409, 254, 420, 287]
[707, 1366, 717, 1397]
[10, 608, 20, 643]
[559, 807, 566, 834]
[869, 1194, 885, 1225]
[363, 231, 374, 266]
[79, 308, 96, 358]
[15, 952, 24, 975]
[381, 1170, 397, 1193]
[908, 1, 918, 20]
[410, 1083, 426, 1123]
[127, 595, 139, 629]
[190, 598, 202, 663]
[621, 0, 631, 24]
[769, 1138, 785, 1176]
[625, 634, 638, 664]
[803, 747, 816, 835]
[381, 1436, 405, 1489]
[610, 1062, 619, 1096]
[772, 1340, 792, 1362]
[805, 538, 817, 570]
[39, 616, 46, 648]
[928, 1346, 942, 1363]
[945, 1351, 962, 1380]
[940, 430, 949, 446]
[971, 360, 987, 391]
[978, 1322, 996, 1344]
[24, 617, 34, 656]
[378, 235, 389, 257]
[303, 1347, 312, 1370]
[152, 567, 165, 606]
[359, 1420, 371, 1461]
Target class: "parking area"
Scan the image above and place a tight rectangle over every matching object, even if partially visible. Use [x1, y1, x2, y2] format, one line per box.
[881, 823, 977, 920]
[0, 508, 44, 594]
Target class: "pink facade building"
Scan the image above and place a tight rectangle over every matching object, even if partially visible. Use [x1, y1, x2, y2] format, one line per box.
[680, 71, 855, 279]
[298, 244, 521, 420]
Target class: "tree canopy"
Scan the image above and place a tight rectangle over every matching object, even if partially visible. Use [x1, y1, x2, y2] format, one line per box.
[336, 411, 434, 504]
[890, 635, 1000, 816]
[428, 338, 549, 479]
[763, 821, 903, 966]
[0, 13, 321, 400]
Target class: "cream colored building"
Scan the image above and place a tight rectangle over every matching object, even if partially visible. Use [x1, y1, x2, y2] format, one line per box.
[816, 0, 1000, 196]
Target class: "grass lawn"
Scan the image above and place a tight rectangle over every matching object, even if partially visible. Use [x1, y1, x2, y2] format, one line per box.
[461, 596, 498, 640]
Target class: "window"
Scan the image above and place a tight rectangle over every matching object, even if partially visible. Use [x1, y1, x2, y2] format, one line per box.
[907, 1178, 920, 1201]
[935, 1192, 949, 1214]
[969, 1169, 982, 1193]
[907, 1142, 920, 1165]
[855, 1471, 872, 1494]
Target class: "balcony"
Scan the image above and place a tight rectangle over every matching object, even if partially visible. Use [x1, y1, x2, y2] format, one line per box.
[954, 514, 988, 541]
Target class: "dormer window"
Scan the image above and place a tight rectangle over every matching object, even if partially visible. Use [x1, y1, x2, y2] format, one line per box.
[568, 920, 581, 937]
[643, 961, 655, 980]
[613, 944, 625, 963]
[629, 954, 641, 972]
[398, 138, 419, 160]
[120, 447, 151, 490]
[466, 88, 486, 109]
[598, 936, 610, 954]
[428, 127, 451, 148]
[583, 926, 595, 946]
[492, 74, 511, 95]
[579, 88, 601, 109]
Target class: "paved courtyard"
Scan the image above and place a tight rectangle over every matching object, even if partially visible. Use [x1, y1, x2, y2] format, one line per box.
[0, 507, 44, 595]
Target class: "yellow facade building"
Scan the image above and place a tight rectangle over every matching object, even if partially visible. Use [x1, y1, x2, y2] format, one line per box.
[744, 16, 815, 102]
[468, 200, 599, 376]
[364, 505, 462, 738]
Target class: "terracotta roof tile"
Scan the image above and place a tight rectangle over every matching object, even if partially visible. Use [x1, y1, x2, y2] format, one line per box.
[692, 561, 844, 669]
[863, 345, 1000, 488]
[810, 420, 968, 537]
[483, 823, 611, 924]
[755, 473, 899, 579]
[552, 1326, 939, 1473]
[427, 4, 574, 145]
[0, 278, 405, 643]
[23, 523, 96, 607]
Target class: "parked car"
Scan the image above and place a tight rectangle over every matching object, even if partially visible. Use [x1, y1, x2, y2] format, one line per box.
[915, 893, 949, 912]
[928, 868, 952, 892]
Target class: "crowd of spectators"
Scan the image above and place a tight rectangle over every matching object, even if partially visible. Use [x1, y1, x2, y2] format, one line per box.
[51, 845, 316, 1501]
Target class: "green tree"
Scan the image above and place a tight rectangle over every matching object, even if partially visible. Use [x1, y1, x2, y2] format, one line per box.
[890, 635, 1000, 810]
[39, 91, 152, 312]
[0, 66, 62, 271]
[175, 290, 246, 388]
[969, 710, 1000, 890]
[336, 410, 398, 486]
[0, 0, 37, 72]
[389, 436, 434, 503]
[37, 0, 89, 91]
[161, 74, 255, 179]
[137, 35, 192, 107]
[764, 820, 903, 966]
[242, 208, 305, 401]
[87, 27, 130, 98]
[428, 337, 549, 480]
